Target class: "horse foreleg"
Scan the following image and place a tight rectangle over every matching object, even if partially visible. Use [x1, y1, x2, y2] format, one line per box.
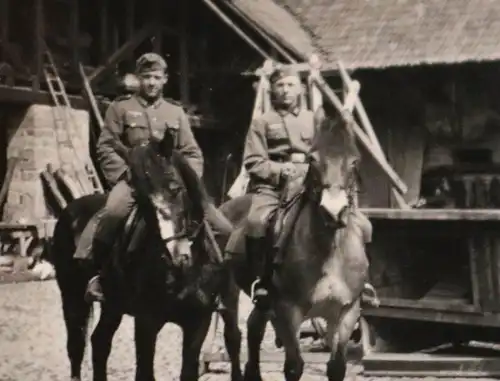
[179, 310, 213, 381]
[219, 277, 243, 381]
[134, 316, 164, 381]
[61, 292, 92, 381]
[243, 307, 269, 381]
[325, 301, 361, 381]
[91, 305, 123, 381]
[272, 303, 305, 381]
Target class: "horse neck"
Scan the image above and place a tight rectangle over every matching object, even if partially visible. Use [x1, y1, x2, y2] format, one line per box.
[293, 200, 357, 264]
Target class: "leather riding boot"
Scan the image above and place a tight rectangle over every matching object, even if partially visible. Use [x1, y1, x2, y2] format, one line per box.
[84, 240, 111, 303]
[247, 237, 272, 309]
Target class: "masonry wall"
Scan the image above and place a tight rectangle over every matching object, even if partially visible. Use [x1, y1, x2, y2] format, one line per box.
[2, 104, 90, 223]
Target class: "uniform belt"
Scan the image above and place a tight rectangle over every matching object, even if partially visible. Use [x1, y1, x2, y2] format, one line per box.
[271, 153, 308, 164]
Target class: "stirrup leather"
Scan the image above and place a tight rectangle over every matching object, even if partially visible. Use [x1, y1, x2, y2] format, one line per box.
[250, 277, 262, 302]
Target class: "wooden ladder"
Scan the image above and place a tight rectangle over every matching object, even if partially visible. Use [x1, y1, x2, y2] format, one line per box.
[43, 49, 104, 195]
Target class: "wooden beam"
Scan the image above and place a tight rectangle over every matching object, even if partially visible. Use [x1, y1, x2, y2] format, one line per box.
[0, 85, 87, 108]
[179, 0, 189, 104]
[363, 352, 500, 378]
[33, 0, 44, 91]
[223, 0, 296, 63]
[100, 0, 108, 61]
[89, 23, 156, 85]
[201, 0, 270, 60]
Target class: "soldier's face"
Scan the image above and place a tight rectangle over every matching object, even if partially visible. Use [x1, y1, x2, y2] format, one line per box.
[138, 70, 168, 98]
[273, 75, 302, 106]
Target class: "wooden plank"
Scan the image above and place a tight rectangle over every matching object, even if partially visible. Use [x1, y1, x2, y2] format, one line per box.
[0, 85, 87, 107]
[88, 23, 156, 85]
[362, 305, 500, 327]
[33, 0, 44, 91]
[361, 207, 500, 221]
[79, 63, 104, 129]
[372, 297, 478, 313]
[363, 352, 500, 378]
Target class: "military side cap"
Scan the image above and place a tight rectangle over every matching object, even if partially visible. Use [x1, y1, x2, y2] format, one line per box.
[269, 65, 299, 84]
[135, 52, 167, 74]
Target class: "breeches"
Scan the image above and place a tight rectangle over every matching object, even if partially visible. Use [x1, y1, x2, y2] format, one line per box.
[246, 188, 280, 238]
[94, 180, 136, 245]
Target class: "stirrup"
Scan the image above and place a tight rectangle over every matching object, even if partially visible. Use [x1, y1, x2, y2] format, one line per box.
[250, 277, 262, 302]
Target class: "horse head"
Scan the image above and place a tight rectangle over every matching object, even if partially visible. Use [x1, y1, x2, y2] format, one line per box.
[127, 140, 206, 269]
[306, 114, 360, 226]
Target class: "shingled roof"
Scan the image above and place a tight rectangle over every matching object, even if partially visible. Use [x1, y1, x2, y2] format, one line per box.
[229, 0, 500, 69]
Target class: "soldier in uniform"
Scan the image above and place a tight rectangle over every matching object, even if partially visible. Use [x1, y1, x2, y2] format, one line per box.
[78, 52, 232, 302]
[243, 65, 322, 306]
[244, 65, 377, 309]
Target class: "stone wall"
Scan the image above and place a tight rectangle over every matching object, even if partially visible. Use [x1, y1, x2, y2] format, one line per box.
[3, 104, 90, 223]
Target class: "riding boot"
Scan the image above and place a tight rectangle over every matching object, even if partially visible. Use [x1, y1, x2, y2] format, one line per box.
[247, 237, 272, 309]
[84, 240, 111, 303]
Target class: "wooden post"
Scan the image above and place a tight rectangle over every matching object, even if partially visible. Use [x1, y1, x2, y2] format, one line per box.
[100, 0, 109, 62]
[89, 24, 156, 85]
[0, 0, 8, 60]
[33, 0, 44, 91]
[179, 0, 189, 104]
[69, 0, 80, 71]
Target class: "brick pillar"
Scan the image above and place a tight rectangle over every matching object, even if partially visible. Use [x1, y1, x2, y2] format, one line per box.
[3, 104, 90, 223]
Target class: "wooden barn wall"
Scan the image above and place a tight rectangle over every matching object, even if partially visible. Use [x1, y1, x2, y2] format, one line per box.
[355, 62, 500, 208]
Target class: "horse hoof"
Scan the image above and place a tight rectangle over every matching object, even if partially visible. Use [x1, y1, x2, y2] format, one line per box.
[243, 364, 263, 381]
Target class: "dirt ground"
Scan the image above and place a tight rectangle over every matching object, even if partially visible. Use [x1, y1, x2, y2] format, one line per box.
[0, 280, 497, 381]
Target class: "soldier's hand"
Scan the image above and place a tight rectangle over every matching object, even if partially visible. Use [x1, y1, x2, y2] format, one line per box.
[280, 163, 298, 179]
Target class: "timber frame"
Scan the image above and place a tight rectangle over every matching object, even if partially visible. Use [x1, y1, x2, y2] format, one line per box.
[0, 0, 314, 109]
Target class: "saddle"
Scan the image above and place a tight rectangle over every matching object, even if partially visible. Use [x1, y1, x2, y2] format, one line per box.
[225, 178, 306, 259]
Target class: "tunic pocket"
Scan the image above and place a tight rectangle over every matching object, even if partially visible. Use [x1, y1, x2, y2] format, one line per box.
[267, 123, 288, 141]
[123, 113, 149, 145]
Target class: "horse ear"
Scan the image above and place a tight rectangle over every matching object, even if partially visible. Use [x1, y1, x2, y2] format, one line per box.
[160, 132, 175, 157]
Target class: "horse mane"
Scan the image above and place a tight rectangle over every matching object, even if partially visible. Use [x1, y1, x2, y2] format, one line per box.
[313, 114, 360, 161]
[171, 150, 212, 213]
[127, 143, 212, 221]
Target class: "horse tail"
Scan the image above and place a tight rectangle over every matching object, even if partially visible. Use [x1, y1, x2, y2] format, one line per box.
[49, 195, 105, 372]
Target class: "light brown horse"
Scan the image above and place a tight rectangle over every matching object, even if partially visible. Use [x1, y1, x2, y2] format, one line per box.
[218, 116, 373, 381]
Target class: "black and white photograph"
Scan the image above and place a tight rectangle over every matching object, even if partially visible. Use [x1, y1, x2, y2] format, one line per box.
[1, 0, 500, 380]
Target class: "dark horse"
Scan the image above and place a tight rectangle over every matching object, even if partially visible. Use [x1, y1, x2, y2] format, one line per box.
[49, 140, 242, 381]
[217, 116, 373, 381]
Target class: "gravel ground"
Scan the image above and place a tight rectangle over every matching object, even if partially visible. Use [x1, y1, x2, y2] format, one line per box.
[0, 280, 497, 381]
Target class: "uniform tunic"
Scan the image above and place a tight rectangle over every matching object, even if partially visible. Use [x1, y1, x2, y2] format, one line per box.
[244, 105, 321, 237]
[75, 94, 204, 254]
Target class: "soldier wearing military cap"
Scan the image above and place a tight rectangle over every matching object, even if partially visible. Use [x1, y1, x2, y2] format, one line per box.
[243, 65, 324, 307]
[76, 52, 231, 302]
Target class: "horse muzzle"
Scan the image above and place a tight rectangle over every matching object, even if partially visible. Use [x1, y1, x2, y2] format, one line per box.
[319, 187, 349, 225]
[168, 238, 193, 268]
